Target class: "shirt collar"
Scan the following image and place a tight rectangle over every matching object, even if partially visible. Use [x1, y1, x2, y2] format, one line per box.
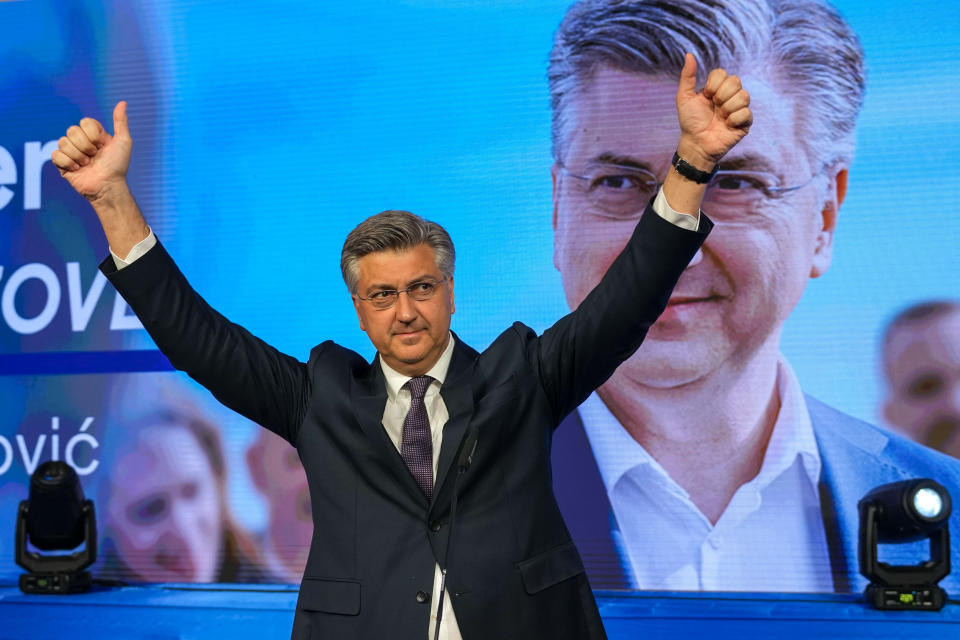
[578, 392, 659, 494]
[581, 355, 822, 498]
[379, 331, 455, 401]
[766, 356, 822, 488]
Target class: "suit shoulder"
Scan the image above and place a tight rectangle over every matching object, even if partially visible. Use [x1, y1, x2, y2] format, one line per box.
[808, 395, 960, 481]
[474, 322, 538, 353]
[307, 340, 368, 372]
[476, 322, 538, 360]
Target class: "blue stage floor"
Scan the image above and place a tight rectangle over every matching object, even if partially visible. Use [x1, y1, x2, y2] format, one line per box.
[1, 584, 958, 639]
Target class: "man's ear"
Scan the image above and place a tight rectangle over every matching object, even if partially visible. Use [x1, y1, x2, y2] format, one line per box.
[352, 295, 366, 332]
[551, 163, 563, 271]
[882, 395, 914, 437]
[810, 167, 847, 278]
[882, 397, 898, 427]
[447, 276, 455, 315]
[551, 163, 560, 231]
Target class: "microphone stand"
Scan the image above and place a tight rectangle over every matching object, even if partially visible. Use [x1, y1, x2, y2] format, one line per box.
[433, 428, 478, 640]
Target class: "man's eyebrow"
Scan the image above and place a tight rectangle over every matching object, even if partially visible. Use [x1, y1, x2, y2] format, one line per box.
[586, 152, 782, 176]
[586, 153, 657, 173]
[365, 275, 437, 293]
[717, 153, 779, 174]
[365, 283, 398, 293]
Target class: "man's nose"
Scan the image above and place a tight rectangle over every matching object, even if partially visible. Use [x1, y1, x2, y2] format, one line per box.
[394, 290, 418, 320]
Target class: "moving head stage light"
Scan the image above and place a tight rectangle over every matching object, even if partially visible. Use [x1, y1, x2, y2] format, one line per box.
[16, 461, 97, 594]
[859, 478, 952, 610]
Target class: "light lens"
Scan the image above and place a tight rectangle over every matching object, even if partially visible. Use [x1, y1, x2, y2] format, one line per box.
[914, 487, 944, 519]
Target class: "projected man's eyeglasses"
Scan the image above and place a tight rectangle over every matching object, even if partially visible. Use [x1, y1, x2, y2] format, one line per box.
[559, 162, 821, 222]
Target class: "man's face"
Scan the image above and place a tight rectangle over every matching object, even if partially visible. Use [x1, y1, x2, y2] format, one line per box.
[352, 243, 454, 376]
[552, 65, 843, 387]
[884, 309, 960, 456]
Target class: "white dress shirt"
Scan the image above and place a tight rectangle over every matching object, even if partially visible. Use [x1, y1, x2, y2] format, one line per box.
[378, 335, 462, 640]
[580, 357, 835, 592]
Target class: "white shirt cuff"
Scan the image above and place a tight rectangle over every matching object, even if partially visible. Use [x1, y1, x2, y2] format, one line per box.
[652, 188, 700, 232]
[111, 228, 157, 270]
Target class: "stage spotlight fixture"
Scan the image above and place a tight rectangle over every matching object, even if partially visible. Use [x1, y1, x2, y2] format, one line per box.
[15, 461, 97, 594]
[859, 478, 951, 610]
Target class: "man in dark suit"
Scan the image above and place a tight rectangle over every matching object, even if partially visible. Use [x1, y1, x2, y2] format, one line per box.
[53, 55, 751, 639]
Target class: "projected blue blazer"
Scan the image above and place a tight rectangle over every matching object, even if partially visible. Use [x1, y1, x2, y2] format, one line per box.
[553, 397, 960, 594]
[101, 205, 709, 640]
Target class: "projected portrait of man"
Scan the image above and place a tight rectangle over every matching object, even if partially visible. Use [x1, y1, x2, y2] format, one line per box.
[547, 0, 960, 593]
[882, 300, 960, 458]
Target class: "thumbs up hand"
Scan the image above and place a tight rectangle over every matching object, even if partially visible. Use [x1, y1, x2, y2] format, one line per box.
[52, 101, 134, 204]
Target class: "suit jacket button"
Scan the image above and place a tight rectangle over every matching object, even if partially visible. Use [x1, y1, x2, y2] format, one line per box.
[429, 520, 442, 532]
[416, 590, 430, 604]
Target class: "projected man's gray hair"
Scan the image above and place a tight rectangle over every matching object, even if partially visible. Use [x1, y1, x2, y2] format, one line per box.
[548, 0, 865, 168]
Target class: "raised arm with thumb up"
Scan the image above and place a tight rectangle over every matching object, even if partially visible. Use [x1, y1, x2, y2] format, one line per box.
[51, 101, 149, 259]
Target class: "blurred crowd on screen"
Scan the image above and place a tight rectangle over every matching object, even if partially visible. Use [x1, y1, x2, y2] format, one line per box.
[92, 377, 312, 584]
[880, 300, 960, 459]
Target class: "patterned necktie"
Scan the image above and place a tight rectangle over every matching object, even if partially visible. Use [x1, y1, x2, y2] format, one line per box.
[401, 375, 434, 500]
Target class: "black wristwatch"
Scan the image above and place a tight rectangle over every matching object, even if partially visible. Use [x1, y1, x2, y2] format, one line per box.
[671, 151, 718, 184]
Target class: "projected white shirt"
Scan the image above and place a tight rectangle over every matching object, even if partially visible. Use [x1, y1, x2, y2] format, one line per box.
[580, 357, 834, 592]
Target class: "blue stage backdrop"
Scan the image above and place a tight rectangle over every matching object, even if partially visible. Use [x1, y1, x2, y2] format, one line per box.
[2, 0, 959, 591]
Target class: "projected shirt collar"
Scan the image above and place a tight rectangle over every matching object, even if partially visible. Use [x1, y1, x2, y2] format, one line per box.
[583, 356, 821, 505]
[580, 355, 828, 591]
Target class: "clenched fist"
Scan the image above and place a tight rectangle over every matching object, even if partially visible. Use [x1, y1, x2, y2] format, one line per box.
[675, 53, 752, 170]
[52, 101, 148, 258]
[51, 101, 133, 203]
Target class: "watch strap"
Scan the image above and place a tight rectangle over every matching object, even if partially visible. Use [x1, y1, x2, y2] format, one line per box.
[671, 151, 718, 184]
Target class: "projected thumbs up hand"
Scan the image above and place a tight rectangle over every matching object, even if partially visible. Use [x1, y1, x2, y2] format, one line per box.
[52, 101, 149, 258]
[52, 101, 133, 204]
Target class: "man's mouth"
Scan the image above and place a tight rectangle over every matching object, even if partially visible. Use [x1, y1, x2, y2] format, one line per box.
[667, 295, 720, 305]
[154, 549, 192, 578]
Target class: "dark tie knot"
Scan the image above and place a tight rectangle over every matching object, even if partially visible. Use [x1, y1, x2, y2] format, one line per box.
[404, 375, 433, 400]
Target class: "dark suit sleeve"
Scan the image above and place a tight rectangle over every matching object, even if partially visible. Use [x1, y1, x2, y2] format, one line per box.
[101, 241, 311, 445]
[532, 204, 711, 424]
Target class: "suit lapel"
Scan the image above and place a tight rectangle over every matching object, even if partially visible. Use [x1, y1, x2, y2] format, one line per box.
[350, 337, 479, 507]
[552, 410, 631, 589]
[434, 336, 477, 497]
[809, 394, 899, 594]
[350, 355, 427, 503]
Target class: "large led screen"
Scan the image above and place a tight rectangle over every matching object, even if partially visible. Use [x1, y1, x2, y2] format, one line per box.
[2, 0, 959, 594]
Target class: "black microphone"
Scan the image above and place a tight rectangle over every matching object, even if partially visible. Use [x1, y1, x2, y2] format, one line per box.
[434, 426, 479, 640]
[457, 426, 479, 471]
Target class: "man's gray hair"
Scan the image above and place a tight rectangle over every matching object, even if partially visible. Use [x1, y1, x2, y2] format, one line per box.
[341, 210, 455, 294]
[548, 0, 866, 168]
